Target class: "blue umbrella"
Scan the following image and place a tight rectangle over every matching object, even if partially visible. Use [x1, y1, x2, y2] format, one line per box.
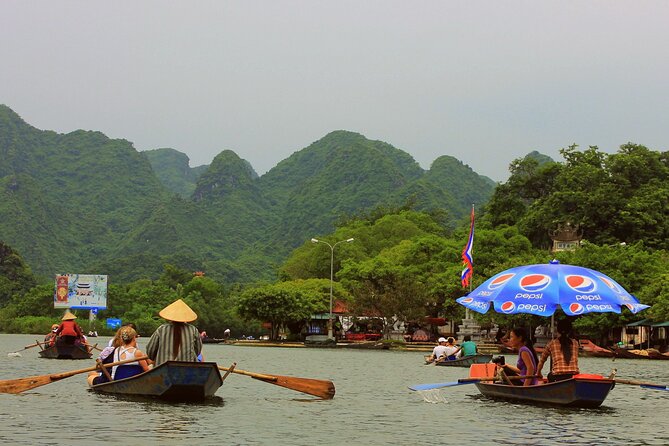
[457, 260, 650, 317]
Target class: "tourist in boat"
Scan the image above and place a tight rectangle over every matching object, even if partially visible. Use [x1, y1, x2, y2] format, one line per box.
[110, 326, 150, 380]
[536, 319, 580, 382]
[54, 310, 85, 345]
[146, 299, 202, 365]
[499, 327, 539, 386]
[44, 324, 59, 347]
[455, 335, 478, 357]
[427, 337, 449, 362]
[435, 337, 461, 362]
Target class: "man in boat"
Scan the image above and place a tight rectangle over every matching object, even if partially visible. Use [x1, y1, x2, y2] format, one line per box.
[44, 324, 59, 347]
[454, 335, 478, 357]
[54, 310, 85, 345]
[427, 337, 449, 363]
[146, 299, 202, 365]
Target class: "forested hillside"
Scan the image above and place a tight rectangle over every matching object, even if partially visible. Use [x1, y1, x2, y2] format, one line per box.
[1, 105, 495, 283]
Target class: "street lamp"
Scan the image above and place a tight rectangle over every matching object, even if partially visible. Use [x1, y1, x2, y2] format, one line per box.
[311, 237, 355, 340]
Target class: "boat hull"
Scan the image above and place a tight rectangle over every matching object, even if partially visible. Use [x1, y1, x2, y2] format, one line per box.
[435, 354, 493, 367]
[475, 377, 615, 408]
[38, 344, 92, 360]
[614, 348, 669, 360]
[90, 361, 223, 401]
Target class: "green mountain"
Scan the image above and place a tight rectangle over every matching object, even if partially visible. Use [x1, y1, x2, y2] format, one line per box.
[144, 148, 208, 198]
[0, 106, 496, 283]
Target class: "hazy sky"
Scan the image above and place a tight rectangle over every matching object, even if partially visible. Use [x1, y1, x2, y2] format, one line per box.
[1, 1, 667, 181]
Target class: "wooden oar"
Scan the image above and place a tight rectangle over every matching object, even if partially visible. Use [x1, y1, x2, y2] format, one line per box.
[7, 342, 43, 355]
[0, 355, 149, 394]
[218, 365, 335, 399]
[409, 375, 540, 391]
[614, 378, 669, 391]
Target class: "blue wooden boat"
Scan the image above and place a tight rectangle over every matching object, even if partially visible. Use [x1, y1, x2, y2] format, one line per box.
[38, 343, 92, 360]
[474, 376, 615, 408]
[90, 361, 224, 401]
[434, 354, 492, 367]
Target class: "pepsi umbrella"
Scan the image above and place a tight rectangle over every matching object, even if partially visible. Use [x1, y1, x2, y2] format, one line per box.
[457, 260, 650, 317]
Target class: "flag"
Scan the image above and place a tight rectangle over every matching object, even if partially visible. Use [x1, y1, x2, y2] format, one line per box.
[461, 206, 474, 287]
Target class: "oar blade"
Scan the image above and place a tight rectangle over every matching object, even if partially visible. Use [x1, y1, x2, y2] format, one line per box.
[253, 375, 336, 399]
[641, 384, 669, 391]
[0, 375, 55, 394]
[408, 381, 463, 391]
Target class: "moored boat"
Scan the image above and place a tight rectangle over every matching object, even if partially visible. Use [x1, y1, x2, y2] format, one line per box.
[613, 348, 669, 360]
[434, 354, 493, 367]
[89, 361, 224, 401]
[579, 339, 615, 358]
[474, 376, 615, 408]
[38, 343, 92, 360]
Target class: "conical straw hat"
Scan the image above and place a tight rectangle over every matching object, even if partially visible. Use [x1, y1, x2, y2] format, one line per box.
[158, 299, 197, 323]
[62, 310, 77, 321]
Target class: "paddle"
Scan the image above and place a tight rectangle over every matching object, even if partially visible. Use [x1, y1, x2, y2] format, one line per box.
[409, 375, 540, 391]
[218, 365, 336, 399]
[7, 342, 43, 356]
[614, 378, 669, 391]
[0, 355, 149, 394]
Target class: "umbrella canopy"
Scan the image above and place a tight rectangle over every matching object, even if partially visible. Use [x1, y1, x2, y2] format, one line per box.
[457, 260, 650, 317]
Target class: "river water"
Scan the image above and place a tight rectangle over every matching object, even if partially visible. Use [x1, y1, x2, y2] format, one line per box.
[0, 334, 667, 446]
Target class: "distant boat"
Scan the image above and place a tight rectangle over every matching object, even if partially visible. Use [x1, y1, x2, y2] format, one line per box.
[432, 354, 493, 367]
[39, 343, 92, 360]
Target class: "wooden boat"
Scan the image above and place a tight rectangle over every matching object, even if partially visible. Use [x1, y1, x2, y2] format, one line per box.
[90, 361, 224, 401]
[38, 343, 92, 360]
[579, 339, 615, 358]
[613, 348, 669, 360]
[474, 376, 615, 408]
[434, 354, 493, 367]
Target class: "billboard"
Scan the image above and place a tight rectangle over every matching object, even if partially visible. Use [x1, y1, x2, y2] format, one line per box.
[54, 274, 108, 309]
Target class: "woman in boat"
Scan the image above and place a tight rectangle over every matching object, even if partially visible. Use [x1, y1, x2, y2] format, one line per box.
[536, 318, 580, 382]
[146, 299, 202, 366]
[110, 326, 150, 380]
[499, 327, 539, 386]
[435, 337, 460, 362]
[54, 310, 85, 345]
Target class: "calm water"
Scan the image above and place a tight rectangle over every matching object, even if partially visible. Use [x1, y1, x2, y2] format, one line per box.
[0, 334, 667, 446]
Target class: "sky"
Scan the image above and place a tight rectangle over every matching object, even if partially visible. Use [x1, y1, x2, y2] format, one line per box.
[1, 1, 668, 181]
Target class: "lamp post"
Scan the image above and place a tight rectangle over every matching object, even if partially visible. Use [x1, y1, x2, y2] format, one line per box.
[311, 237, 354, 340]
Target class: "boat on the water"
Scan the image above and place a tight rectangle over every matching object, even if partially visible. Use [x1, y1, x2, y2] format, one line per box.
[433, 354, 493, 367]
[579, 339, 615, 358]
[613, 348, 669, 360]
[474, 375, 615, 408]
[38, 343, 92, 360]
[89, 361, 224, 401]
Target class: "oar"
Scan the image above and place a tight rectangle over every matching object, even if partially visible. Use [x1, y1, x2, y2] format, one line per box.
[409, 375, 540, 391]
[218, 365, 335, 399]
[7, 342, 43, 356]
[0, 355, 149, 394]
[614, 378, 669, 391]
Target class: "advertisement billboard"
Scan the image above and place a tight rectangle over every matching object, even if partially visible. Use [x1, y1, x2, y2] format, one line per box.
[54, 274, 108, 309]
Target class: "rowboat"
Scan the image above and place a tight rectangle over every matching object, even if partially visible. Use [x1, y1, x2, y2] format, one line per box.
[579, 339, 615, 358]
[434, 354, 493, 367]
[613, 348, 669, 360]
[474, 376, 615, 408]
[38, 343, 92, 360]
[90, 361, 224, 401]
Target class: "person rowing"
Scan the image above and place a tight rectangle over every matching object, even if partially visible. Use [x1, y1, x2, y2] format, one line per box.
[146, 299, 202, 365]
[536, 318, 580, 382]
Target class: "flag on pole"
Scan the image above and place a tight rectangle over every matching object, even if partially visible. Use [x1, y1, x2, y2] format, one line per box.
[461, 206, 475, 287]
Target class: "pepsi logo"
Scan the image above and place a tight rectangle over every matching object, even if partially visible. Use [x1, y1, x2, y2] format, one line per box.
[500, 301, 515, 313]
[460, 297, 474, 304]
[569, 302, 585, 315]
[598, 276, 621, 293]
[566, 275, 597, 293]
[519, 274, 551, 292]
[488, 273, 515, 290]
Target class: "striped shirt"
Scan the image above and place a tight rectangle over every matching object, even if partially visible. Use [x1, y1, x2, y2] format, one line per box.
[540, 338, 580, 375]
[146, 322, 202, 365]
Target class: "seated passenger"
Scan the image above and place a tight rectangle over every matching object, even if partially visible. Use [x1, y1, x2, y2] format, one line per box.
[453, 335, 478, 357]
[498, 327, 539, 386]
[44, 324, 59, 347]
[427, 337, 449, 362]
[110, 326, 150, 380]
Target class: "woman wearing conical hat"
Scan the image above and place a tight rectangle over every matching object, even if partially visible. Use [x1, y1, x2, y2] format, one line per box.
[146, 299, 202, 365]
[54, 310, 85, 345]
